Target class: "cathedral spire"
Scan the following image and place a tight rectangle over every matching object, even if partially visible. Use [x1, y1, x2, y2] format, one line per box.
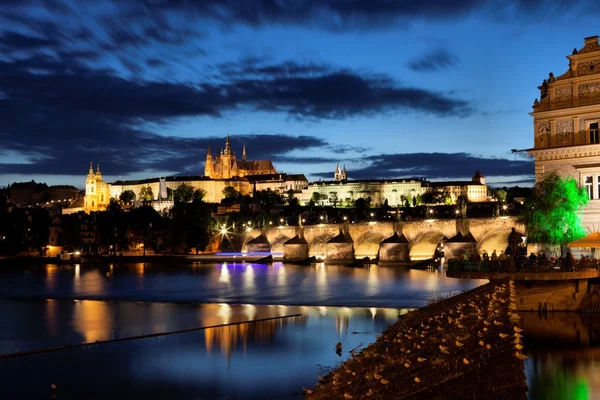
[242, 144, 246, 161]
[88, 162, 93, 174]
[204, 144, 215, 178]
[224, 135, 231, 155]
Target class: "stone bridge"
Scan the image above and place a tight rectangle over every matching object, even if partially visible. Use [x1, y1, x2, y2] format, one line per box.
[235, 217, 526, 262]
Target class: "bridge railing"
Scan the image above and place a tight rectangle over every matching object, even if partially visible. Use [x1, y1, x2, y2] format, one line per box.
[447, 258, 600, 273]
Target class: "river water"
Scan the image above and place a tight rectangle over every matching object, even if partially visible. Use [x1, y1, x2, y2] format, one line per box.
[0, 262, 597, 399]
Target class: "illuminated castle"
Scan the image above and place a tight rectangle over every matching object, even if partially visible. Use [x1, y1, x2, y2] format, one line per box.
[204, 136, 277, 179]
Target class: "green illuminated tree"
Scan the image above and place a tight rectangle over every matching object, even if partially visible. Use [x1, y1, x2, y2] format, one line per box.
[518, 172, 588, 247]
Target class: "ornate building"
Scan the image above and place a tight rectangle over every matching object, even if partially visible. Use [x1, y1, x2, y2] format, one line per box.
[528, 36, 600, 229]
[204, 136, 277, 179]
[64, 163, 111, 214]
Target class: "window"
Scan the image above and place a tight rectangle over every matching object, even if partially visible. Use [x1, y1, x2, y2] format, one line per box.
[590, 122, 599, 144]
[91, 186, 94, 193]
[585, 176, 593, 199]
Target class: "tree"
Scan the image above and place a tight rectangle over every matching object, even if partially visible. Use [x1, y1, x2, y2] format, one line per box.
[139, 186, 154, 202]
[494, 189, 507, 202]
[330, 192, 339, 208]
[194, 189, 205, 202]
[120, 190, 136, 203]
[518, 172, 588, 249]
[311, 192, 322, 204]
[223, 186, 241, 200]
[175, 183, 194, 203]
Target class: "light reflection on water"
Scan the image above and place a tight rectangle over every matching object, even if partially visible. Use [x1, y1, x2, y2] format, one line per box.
[521, 312, 600, 399]
[0, 300, 401, 399]
[0, 262, 486, 307]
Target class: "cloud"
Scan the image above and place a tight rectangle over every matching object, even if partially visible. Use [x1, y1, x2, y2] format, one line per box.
[120, 0, 587, 30]
[311, 152, 534, 181]
[408, 49, 459, 72]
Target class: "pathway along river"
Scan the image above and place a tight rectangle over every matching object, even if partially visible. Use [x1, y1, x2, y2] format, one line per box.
[0, 262, 597, 399]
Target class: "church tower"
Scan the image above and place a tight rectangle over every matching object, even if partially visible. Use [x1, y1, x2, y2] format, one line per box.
[342, 165, 347, 180]
[85, 162, 96, 210]
[242, 144, 247, 162]
[221, 135, 234, 179]
[334, 164, 342, 181]
[204, 144, 215, 178]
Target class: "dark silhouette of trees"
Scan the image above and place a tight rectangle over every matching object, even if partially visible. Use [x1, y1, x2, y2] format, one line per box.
[174, 183, 194, 203]
[119, 190, 136, 203]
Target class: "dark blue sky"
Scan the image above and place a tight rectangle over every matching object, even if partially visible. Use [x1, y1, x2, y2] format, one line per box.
[0, 1, 595, 188]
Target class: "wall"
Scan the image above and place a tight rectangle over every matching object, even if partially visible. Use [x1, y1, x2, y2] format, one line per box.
[515, 279, 588, 311]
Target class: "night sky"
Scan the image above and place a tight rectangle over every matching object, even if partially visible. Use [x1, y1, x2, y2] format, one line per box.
[0, 1, 596, 188]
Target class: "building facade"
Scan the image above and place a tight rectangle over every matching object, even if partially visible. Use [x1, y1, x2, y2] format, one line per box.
[430, 171, 488, 203]
[204, 136, 277, 179]
[528, 36, 600, 229]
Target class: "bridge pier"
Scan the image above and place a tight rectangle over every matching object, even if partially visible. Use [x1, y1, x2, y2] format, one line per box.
[282, 235, 309, 261]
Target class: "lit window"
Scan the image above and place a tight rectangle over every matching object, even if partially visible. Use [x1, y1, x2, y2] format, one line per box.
[591, 122, 599, 144]
[585, 176, 593, 199]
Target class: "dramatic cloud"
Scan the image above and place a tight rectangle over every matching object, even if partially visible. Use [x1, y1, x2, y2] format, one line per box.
[408, 49, 459, 72]
[312, 152, 534, 181]
[0, 36, 472, 178]
[118, 0, 588, 30]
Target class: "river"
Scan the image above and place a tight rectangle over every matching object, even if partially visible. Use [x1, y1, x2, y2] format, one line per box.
[0, 262, 597, 399]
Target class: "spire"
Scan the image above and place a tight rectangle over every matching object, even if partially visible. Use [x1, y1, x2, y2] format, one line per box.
[224, 135, 231, 155]
[204, 144, 215, 178]
[88, 162, 93, 174]
[242, 144, 246, 161]
[96, 163, 100, 173]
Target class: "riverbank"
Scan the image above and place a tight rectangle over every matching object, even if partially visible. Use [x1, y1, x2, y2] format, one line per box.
[305, 279, 528, 399]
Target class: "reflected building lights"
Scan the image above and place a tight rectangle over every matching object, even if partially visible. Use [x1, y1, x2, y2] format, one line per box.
[217, 303, 232, 325]
[366, 265, 379, 296]
[243, 264, 255, 292]
[219, 263, 230, 284]
[136, 263, 145, 276]
[318, 306, 328, 316]
[74, 264, 80, 279]
[316, 263, 327, 296]
[73, 300, 114, 343]
[243, 304, 257, 321]
[370, 307, 377, 320]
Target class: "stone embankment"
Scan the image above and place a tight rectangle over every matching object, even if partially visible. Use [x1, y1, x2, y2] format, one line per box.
[304, 280, 528, 400]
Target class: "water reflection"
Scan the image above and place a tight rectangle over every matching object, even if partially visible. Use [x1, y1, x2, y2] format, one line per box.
[0, 263, 486, 308]
[73, 300, 113, 343]
[219, 263, 230, 284]
[522, 312, 600, 399]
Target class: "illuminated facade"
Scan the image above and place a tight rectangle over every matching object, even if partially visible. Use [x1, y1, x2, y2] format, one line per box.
[204, 136, 277, 179]
[297, 169, 487, 206]
[528, 36, 600, 228]
[64, 163, 110, 214]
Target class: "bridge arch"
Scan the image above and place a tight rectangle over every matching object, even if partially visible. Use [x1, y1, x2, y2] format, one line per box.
[477, 227, 525, 255]
[269, 233, 292, 253]
[308, 233, 336, 258]
[354, 231, 387, 258]
[410, 230, 446, 260]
